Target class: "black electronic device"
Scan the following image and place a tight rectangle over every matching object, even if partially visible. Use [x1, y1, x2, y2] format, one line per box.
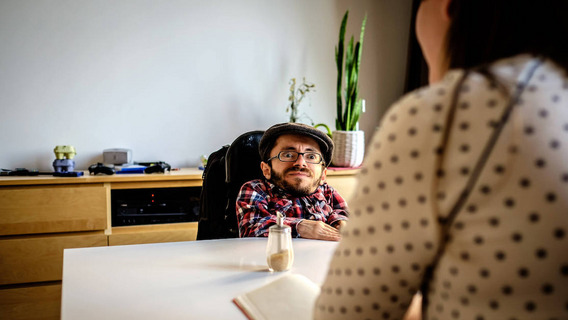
[143, 161, 171, 174]
[6, 168, 40, 176]
[88, 163, 115, 175]
[53, 171, 84, 177]
[111, 187, 200, 226]
[0, 168, 83, 177]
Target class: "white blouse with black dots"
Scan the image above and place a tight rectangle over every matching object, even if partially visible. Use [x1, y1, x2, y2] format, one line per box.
[315, 55, 568, 320]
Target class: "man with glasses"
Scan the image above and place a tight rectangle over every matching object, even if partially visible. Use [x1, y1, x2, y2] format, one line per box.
[236, 123, 349, 241]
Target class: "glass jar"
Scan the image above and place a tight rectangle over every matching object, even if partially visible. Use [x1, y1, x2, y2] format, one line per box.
[266, 224, 294, 272]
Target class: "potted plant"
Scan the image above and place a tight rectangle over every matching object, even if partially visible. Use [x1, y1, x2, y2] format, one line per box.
[332, 10, 367, 167]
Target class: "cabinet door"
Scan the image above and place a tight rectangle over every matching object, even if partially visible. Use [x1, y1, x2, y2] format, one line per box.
[326, 175, 358, 202]
[0, 233, 107, 285]
[0, 185, 108, 236]
[0, 283, 61, 320]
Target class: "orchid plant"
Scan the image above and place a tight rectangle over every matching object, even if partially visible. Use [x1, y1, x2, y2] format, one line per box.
[286, 77, 315, 124]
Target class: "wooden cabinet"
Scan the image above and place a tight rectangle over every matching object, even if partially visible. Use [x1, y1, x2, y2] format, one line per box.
[0, 185, 110, 319]
[0, 169, 203, 320]
[326, 168, 360, 202]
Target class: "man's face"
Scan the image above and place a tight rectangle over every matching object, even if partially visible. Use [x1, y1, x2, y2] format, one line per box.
[261, 134, 327, 196]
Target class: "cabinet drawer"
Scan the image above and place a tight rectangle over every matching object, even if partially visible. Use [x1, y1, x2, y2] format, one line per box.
[0, 282, 61, 320]
[0, 185, 108, 235]
[0, 233, 107, 285]
[109, 222, 197, 246]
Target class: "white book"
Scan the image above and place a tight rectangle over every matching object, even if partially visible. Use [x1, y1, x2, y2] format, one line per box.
[233, 274, 321, 320]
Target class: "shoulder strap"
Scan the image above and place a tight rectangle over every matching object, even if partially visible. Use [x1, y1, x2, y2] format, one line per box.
[421, 59, 542, 317]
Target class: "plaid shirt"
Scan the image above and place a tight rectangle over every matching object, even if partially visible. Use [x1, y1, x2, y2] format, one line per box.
[236, 179, 349, 237]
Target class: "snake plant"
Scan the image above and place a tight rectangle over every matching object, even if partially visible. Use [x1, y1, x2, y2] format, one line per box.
[335, 10, 367, 131]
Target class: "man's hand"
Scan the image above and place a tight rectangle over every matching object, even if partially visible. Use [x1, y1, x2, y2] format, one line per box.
[297, 220, 341, 241]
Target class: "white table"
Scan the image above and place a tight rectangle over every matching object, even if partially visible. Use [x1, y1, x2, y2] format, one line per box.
[61, 238, 338, 319]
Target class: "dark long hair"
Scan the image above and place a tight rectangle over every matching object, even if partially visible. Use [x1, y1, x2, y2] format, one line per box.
[445, 0, 568, 73]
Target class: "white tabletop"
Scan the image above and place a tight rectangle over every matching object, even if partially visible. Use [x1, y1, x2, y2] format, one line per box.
[61, 238, 338, 320]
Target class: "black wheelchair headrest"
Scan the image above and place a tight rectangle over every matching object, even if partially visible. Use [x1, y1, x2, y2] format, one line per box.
[225, 130, 265, 185]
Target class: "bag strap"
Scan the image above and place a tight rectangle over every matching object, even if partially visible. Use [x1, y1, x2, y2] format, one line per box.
[420, 58, 542, 317]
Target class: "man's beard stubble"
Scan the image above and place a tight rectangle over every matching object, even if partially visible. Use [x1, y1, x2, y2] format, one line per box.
[270, 166, 322, 197]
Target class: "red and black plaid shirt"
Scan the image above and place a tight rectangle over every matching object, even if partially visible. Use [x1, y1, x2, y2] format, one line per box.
[236, 179, 349, 237]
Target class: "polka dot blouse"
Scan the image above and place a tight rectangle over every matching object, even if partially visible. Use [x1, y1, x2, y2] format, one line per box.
[315, 55, 568, 320]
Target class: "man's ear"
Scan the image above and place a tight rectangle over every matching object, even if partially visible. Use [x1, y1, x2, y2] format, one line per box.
[320, 167, 327, 185]
[260, 161, 271, 179]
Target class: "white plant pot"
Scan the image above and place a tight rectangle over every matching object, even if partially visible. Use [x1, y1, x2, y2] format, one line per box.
[331, 130, 365, 167]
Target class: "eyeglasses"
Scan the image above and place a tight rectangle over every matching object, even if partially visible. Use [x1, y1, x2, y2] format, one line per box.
[267, 151, 324, 164]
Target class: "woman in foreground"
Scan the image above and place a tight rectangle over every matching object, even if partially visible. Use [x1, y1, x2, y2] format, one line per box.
[316, 0, 568, 319]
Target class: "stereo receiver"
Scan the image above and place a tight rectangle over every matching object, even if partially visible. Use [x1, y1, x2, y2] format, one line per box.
[111, 187, 200, 226]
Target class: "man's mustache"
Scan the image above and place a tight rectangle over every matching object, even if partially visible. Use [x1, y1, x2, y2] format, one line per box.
[285, 167, 312, 176]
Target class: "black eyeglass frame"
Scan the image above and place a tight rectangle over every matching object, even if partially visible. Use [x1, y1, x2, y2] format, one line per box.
[266, 151, 324, 165]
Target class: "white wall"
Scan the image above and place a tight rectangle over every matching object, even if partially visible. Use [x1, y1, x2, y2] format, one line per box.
[0, 0, 412, 171]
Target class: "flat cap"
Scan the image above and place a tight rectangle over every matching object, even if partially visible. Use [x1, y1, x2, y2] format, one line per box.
[259, 122, 334, 167]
